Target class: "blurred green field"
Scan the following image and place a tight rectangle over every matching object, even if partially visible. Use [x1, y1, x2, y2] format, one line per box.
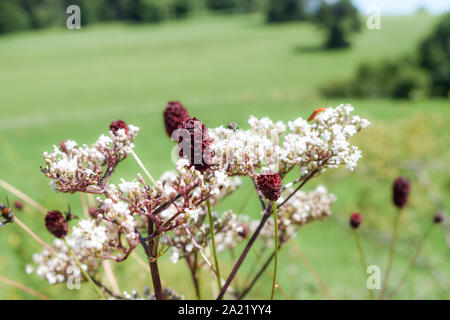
[0, 13, 449, 300]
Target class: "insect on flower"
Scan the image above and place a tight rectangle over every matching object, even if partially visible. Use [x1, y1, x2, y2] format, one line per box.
[308, 107, 325, 122]
[0, 197, 15, 227]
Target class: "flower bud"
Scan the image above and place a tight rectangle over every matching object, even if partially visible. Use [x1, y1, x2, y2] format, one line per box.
[434, 213, 444, 224]
[257, 172, 282, 201]
[14, 200, 24, 211]
[109, 120, 129, 135]
[45, 211, 68, 239]
[393, 177, 410, 209]
[164, 101, 190, 137]
[350, 212, 362, 229]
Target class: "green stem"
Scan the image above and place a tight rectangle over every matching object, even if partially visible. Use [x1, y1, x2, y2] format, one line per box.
[379, 211, 401, 299]
[354, 230, 373, 300]
[388, 223, 434, 299]
[206, 198, 222, 294]
[63, 238, 106, 299]
[270, 202, 278, 300]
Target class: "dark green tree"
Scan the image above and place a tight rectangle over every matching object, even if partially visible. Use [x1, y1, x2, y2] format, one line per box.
[0, 1, 30, 34]
[419, 13, 450, 97]
[266, 0, 307, 23]
[205, 0, 238, 13]
[314, 0, 361, 49]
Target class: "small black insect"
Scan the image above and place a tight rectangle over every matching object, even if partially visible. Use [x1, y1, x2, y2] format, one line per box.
[0, 196, 14, 228]
[64, 205, 78, 222]
[227, 122, 239, 131]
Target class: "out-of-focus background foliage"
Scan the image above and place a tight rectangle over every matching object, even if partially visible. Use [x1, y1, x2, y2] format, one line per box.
[0, 0, 449, 299]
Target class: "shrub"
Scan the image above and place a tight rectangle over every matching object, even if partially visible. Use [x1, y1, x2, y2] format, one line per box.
[419, 13, 450, 97]
[170, 0, 192, 19]
[321, 59, 430, 100]
[21, 0, 65, 29]
[0, 1, 30, 34]
[205, 0, 238, 13]
[266, 0, 307, 23]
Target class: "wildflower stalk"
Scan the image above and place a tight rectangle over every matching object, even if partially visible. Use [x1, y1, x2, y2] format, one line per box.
[388, 223, 434, 299]
[0, 274, 50, 300]
[14, 216, 56, 255]
[0, 178, 48, 215]
[146, 221, 164, 300]
[379, 211, 401, 299]
[206, 198, 222, 294]
[217, 169, 316, 300]
[270, 202, 279, 300]
[130, 150, 158, 186]
[292, 243, 333, 299]
[353, 229, 373, 300]
[102, 260, 120, 296]
[186, 252, 202, 300]
[63, 238, 106, 299]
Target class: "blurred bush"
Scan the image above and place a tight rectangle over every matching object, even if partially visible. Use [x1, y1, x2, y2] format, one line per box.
[0, 1, 30, 34]
[265, 0, 308, 23]
[321, 13, 450, 99]
[322, 58, 430, 100]
[205, 0, 238, 13]
[419, 13, 450, 97]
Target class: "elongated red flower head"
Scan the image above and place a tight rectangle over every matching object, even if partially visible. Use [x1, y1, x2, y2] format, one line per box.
[393, 177, 410, 209]
[434, 213, 444, 224]
[45, 210, 68, 239]
[164, 101, 190, 137]
[350, 212, 362, 229]
[178, 117, 212, 172]
[257, 172, 282, 201]
[109, 120, 129, 135]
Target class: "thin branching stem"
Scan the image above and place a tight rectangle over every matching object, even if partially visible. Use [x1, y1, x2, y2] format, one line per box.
[388, 223, 435, 299]
[379, 211, 402, 299]
[270, 202, 278, 300]
[63, 238, 106, 299]
[354, 229, 373, 300]
[207, 198, 222, 294]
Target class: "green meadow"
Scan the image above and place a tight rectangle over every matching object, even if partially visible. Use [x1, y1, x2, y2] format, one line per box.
[0, 13, 448, 299]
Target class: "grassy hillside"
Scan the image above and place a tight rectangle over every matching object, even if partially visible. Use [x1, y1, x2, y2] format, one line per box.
[0, 13, 448, 299]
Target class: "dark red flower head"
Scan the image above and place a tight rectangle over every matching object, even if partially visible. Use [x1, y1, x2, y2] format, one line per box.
[178, 117, 212, 173]
[109, 120, 128, 135]
[393, 177, 410, 209]
[257, 172, 282, 201]
[45, 210, 68, 239]
[14, 200, 24, 211]
[434, 213, 444, 224]
[164, 101, 190, 137]
[350, 212, 363, 229]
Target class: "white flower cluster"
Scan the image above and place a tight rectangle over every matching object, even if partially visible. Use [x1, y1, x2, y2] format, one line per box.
[41, 125, 139, 193]
[209, 104, 369, 176]
[96, 183, 139, 244]
[26, 231, 99, 285]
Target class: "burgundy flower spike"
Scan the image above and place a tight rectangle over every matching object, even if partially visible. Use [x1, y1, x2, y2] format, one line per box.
[434, 213, 444, 224]
[109, 120, 129, 135]
[164, 101, 190, 137]
[393, 177, 410, 209]
[350, 212, 362, 229]
[45, 210, 68, 239]
[178, 117, 212, 173]
[257, 172, 282, 201]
